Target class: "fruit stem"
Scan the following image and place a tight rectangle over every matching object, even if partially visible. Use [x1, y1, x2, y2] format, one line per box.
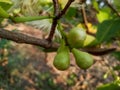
[58, 21, 67, 39]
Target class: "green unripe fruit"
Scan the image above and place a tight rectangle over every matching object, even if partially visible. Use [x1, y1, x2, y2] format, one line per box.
[67, 27, 86, 48]
[53, 46, 70, 70]
[72, 48, 93, 69]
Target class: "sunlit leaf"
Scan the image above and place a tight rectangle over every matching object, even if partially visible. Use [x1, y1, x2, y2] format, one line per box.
[96, 19, 120, 44]
[92, 0, 99, 12]
[97, 10, 110, 22]
[0, 0, 13, 10]
[0, 0, 12, 4]
[97, 82, 120, 90]
[59, 0, 68, 9]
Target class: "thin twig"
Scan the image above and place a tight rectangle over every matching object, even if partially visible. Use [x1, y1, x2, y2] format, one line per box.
[57, 0, 75, 19]
[81, 4, 95, 35]
[47, 0, 75, 41]
[105, 0, 120, 17]
[52, 0, 60, 16]
[47, 0, 60, 42]
[46, 19, 58, 41]
[81, 4, 88, 28]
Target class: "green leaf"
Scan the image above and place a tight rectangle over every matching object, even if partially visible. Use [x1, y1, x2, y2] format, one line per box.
[0, 6, 9, 18]
[97, 10, 110, 22]
[0, 0, 13, 11]
[114, 0, 120, 11]
[0, 18, 3, 24]
[0, 39, 9, 48]
[96, 19, 120, 44]
[92, 0, 99, 12]
[59, 0, 68, 9]
[48, 78, 56, 88]
[97, 83, 120, 90]
[65, 7, 77, 20]
[112, 51, 120, 61]
[113, 65, 120, 70]
[0, 0, 12, 4]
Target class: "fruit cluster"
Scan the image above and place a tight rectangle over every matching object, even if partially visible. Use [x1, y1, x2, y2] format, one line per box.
[53, 27, 94, 70]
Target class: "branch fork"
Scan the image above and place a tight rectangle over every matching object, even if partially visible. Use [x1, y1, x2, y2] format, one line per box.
[47, 0, 75, 42]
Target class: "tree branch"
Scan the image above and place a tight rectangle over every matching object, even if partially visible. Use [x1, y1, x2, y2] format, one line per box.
[57, 0, 75, 19]
[105, 0, 120, 17]
[83, 47, 116, 56]
[0, 28, 59, 49]
[47, 0, 75, 41]
[81, 4, 95, 36]
[52, 0, 60, 16]
[47, 0, 60, 41]
[0, 28, 116, 55]
[47, 19, 58, 41]
[81, 4, 88, 28]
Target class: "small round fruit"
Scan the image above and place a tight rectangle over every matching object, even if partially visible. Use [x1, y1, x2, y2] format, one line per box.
[67, 27, 86, 48]
[72, 48, 93, 69]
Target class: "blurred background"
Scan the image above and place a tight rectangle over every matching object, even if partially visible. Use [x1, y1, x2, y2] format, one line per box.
[0, 0, 120, 90]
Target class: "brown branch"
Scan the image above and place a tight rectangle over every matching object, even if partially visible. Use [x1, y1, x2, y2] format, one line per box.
[81, 4, 95, 36]
[0, 28, 117, 55]
[47, 0, 75, 41]
[57, 0, 75, 19]
[83, 47, 116, 56]
[0, 28, 59, 49]
[47, 0, 60, 41]
[52, 0, 60, 16]
[105, 0, 120, 17]
[81, 4, 88, 28]
[46, 19, 58, 41]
